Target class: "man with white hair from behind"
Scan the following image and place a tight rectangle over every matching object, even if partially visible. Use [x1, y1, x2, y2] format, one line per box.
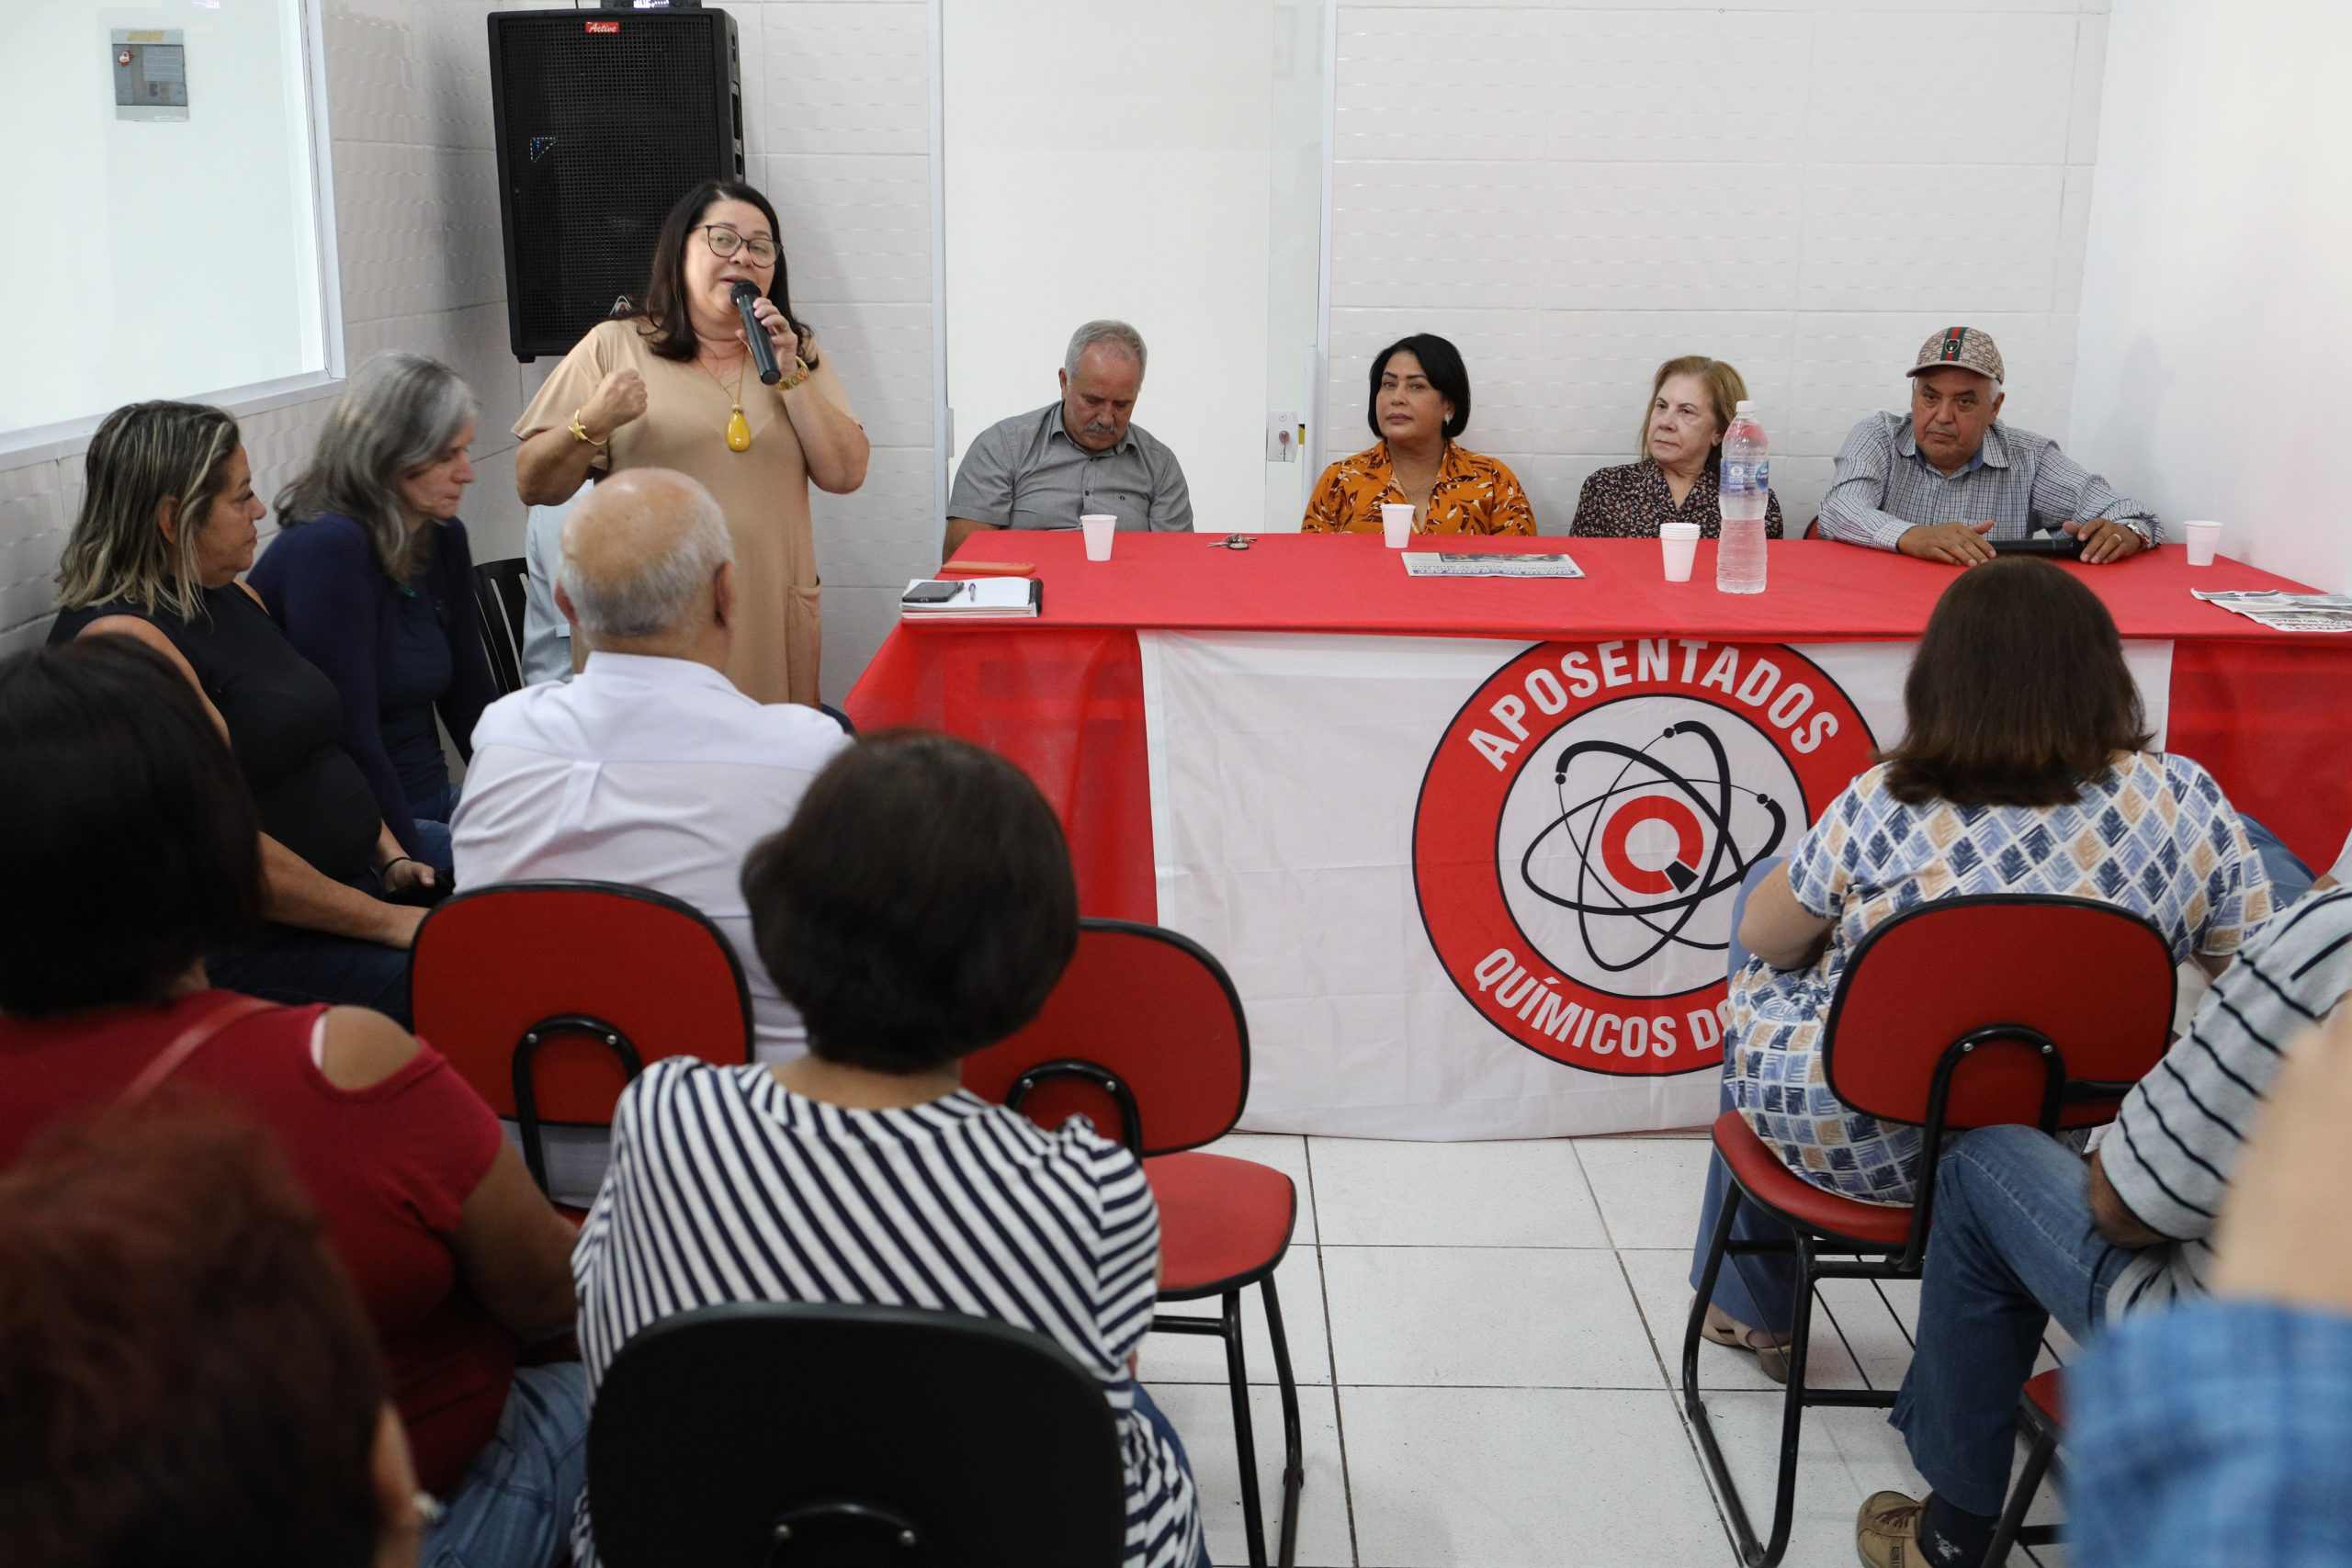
[452, 468, 849, 1196]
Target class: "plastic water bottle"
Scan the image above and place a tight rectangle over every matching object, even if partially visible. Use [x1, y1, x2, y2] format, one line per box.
[1716, 400, 1770, 595]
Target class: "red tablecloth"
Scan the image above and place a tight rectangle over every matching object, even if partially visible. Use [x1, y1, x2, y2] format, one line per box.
[848, 535, 2351, 917]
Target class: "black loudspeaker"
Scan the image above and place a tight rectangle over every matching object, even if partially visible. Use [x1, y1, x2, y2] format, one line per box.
[488, 8, 745, 361]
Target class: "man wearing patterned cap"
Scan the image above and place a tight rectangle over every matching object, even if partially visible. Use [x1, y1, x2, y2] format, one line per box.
[1818, 326, 2159, 566]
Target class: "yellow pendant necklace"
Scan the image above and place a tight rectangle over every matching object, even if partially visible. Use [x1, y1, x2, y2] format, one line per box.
[697, 348, 753, 452]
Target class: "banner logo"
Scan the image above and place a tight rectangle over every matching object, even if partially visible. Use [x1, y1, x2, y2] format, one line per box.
[1413, 638, 1874, 1076]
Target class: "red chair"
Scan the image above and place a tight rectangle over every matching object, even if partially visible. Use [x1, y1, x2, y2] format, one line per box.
[412, 880, 754, 1193]
[1984, 1369, 2065, 1563]
[961, 918, 1303, 1568]
[1680, 894, 2175, 1567]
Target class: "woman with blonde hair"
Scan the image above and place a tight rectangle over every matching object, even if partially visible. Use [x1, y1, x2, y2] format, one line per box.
[49, 400, 426, 1021]
[251, 353, 495, 878]
[1570, 355, 1785, 538]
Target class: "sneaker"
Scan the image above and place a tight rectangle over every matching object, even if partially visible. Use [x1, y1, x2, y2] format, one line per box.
[1699, 1300, 1792, 1383]
[1855, 1491, 1928, 1568]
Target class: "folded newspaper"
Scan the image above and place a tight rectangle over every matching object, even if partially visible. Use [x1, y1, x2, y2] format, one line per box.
[1401, 552, 1584, 579]
[2191, 589, 2352, 634]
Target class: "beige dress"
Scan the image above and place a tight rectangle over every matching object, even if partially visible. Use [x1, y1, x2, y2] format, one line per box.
[514, 318, 858, 706]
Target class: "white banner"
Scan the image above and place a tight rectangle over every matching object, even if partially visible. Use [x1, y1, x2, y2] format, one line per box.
[1140, 630, 2172, 1139]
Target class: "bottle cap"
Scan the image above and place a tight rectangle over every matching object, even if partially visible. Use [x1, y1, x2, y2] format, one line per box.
[1735, 400, 1755, 412]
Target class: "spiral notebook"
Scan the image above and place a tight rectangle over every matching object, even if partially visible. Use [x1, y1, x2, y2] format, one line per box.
[900, 578, 1042, 618]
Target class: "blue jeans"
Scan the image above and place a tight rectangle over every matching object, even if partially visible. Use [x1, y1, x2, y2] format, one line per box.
[408, 779, 460, 883]
[425, 1361, 592, 1568]
[1688, 857, 1804, 1330]
[2240, 813, 2315, 908]
[1891, 1125, 2132, 1517]
[207, 924, 413, 1027]
[1132, 1383, 1214, 1568]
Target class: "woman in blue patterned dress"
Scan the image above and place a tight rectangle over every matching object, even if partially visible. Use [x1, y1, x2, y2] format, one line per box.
[1694, 557, 2271, 1374]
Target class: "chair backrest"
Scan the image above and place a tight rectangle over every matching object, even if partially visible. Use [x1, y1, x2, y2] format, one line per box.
[1820, 894, 2177, 1134]
[960, 918, 1248, 1156]
[473, 556, 529, 695]
[587, 1302, 1128, 1568]
[412, 881, 752, 1178]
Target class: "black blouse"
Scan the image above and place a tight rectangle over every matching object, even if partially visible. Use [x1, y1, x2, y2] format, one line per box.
[1570, 459, 1786, 540]
[50, 585, 383, 881]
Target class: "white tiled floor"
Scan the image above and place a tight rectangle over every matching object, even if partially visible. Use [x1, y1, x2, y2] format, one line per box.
[1142, 1133, 2070, 1568]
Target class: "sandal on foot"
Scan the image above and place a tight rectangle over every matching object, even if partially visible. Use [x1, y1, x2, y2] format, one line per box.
[1699, 1301, 1792, 1383]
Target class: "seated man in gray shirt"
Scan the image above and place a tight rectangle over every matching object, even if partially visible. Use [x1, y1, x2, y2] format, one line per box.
[1820, 326, 2159, 567]
[943, 319, 1193, 563]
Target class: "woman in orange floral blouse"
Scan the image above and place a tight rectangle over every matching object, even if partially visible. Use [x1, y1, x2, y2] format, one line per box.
[1302, 334, 1536, 536]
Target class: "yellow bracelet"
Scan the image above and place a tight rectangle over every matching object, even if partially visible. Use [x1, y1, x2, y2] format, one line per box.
[778, 359, 813, 392]
[568, 410, 606, 446]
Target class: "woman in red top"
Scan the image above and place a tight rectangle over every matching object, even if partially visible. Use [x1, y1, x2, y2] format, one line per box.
[0, 637, 584, 1568]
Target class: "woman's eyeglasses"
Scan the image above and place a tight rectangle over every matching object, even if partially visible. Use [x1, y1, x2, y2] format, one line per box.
[695, 224, 778, 267]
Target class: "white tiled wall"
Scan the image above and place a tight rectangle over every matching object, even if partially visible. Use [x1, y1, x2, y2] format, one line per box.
[756, 0, 938, 701]
[2, 0, 938, 705]
[1326, 0, 2111, 535]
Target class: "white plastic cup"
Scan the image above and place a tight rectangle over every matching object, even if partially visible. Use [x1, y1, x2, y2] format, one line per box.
[1381, 502, 1414, 549]
[1660, 522, 1702, 582]
[2182, 518, 2222, 568]
[1080, 513, 1116, 561]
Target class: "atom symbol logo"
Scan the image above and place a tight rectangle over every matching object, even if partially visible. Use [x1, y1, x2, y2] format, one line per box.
[1519, 719, 1788, 974]
[1415, 637, 1874, 1074]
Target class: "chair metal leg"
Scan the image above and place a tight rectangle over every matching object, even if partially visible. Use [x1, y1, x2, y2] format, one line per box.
[1681, 1186, 1810, 1568]
[1757, 1233, 1820, 1568]
[1983, 1428, 2057, 1566]
[1259, 1273, 1304, 1568]
[1219, 1287, 1269, 1568]
[1680, 1188, 1740, 1408]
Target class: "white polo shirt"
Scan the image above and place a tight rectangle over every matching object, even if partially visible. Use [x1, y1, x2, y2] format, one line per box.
[453, 650, 851, 1058]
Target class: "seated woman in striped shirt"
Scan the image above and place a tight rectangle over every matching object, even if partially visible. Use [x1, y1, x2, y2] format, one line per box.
[570, 732, 1208, 1568]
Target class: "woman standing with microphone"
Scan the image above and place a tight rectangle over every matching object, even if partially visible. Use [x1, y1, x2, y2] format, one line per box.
[514, 180, 868, 706]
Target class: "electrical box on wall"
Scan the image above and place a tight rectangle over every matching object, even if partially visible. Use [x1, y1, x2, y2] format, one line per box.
[113, 30, 188, 122]
[1266, 410, 1302, 463]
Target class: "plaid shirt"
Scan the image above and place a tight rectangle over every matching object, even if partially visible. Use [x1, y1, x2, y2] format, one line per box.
[1818, 412, 2159, 549]
[2072, 1303, 2352, 1567]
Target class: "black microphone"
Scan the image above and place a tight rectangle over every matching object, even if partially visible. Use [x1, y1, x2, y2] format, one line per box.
[730, 280, 783, 386]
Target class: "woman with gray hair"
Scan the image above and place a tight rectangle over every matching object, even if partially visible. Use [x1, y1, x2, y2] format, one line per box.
[251, 352, 496, 879]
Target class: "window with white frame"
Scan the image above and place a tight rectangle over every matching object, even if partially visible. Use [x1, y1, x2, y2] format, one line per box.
[0, 0, 338, 455]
